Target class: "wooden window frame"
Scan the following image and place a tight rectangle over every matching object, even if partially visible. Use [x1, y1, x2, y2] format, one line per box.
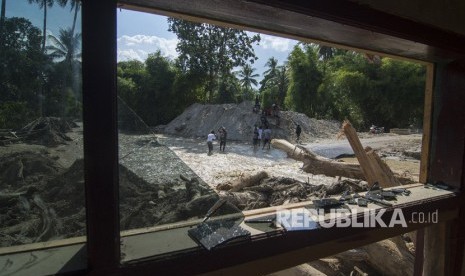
[2, 0, 465, 275]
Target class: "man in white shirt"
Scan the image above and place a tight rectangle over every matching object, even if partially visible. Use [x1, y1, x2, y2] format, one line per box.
[207, 130, 216, 155]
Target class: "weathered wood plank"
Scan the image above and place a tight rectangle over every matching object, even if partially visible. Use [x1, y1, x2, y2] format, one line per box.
[419, 63, 434, 183]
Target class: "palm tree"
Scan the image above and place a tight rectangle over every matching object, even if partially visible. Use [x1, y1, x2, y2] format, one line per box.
[47, 27, 81, 64]
[0, 0, 6, 39]
[259, 57, 278, 90]
[28, 0, 54, 52]
[56, 0, 80, 38]
[264, 57, 278, 75]
[237, 64, 259, 101]
[47, 27, 81, 109]
[0, 0, 5, 27]
[275, 65, 289, 106]
[238, 64, 259, 92]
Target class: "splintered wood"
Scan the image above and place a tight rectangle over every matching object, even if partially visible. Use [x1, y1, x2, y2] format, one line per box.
[342, 120, 400, 188]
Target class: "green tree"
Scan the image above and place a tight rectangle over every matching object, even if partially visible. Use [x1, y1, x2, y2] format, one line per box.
[259, 57, 278, 92]
[275, 65, 289, 106]
[237, 64, 259, 101]
[260, 64, 289, 109]
[316, 49, 425, 129]
[47, 27, 81, 64]
[56, 0, 80, 38]
[167, 18, 260, 103]
[285, 45, 322, 117]
[0, 0, 5, 37]
[117, 52, 177, 126]
[27, 0, 55, 52]
[0, 17, 47, 127]
[46, 27, 81, 115]
[172, 68, 205, 110]
[217, 72, 240, 103]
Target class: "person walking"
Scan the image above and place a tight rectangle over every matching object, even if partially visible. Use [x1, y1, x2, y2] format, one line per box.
[207, 130, 216, 155]
[253, 126, 259, 151]
[258, 125, 263, 147]
[296, 124, 302, 143]
[262, 126, 272, 150]
[218, 127, 227, 152]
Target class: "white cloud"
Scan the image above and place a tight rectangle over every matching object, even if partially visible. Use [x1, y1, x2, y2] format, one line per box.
[259, 34, 294, 52]
[117, 34, 178, 61]
[117, 49, 149, 62]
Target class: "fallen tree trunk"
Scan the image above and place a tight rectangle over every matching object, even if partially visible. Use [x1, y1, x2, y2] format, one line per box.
[271, 139, 366, 180]
[217, 171, 269, 192]
[271, 139, 413, 185]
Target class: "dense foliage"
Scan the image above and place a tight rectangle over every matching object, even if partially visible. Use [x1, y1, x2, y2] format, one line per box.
[117, 20, 425, 129]
[1, 10, 426, 130]
[167, 18, 260, 104]
[1, 17, 47, 128]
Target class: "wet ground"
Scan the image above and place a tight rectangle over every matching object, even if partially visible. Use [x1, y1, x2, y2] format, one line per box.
[155, 133, 422, 188]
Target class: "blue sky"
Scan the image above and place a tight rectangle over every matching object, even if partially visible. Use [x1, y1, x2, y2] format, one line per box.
[6, 2, 298, 79]
[117, 9, 298, 78]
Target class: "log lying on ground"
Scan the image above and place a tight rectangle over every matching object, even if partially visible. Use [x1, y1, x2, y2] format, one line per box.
[271, 139, 366, 180]
[342, 120, 400, 188]
[217, 171, 269, 192]
[272, 137, 412, 185]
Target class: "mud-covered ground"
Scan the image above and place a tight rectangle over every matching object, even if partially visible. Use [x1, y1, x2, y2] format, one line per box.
[0, 117, 421, 247]
[158, 133, 422, 187]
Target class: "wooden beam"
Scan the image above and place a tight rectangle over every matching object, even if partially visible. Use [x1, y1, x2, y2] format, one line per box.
[423, 223, 446, 275]
[82, 0, 120, 273]
[420, 63, 434, 183]
[429, 60, 465, 187]
[414, 228, 425, 276]
[118, 0, 465, 62]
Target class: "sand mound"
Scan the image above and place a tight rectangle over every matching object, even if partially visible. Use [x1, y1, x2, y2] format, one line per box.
[163, 101, 340, 141]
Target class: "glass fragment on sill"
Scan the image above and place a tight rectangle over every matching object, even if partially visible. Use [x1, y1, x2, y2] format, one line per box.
[188, 217, 250, 250]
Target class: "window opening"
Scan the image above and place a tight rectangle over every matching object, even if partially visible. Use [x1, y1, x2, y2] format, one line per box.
[0, 0, 84, 251]
[116, 9, 431, 264]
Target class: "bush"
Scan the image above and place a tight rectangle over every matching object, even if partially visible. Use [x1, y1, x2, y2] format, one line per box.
[0, 101, 36, 129]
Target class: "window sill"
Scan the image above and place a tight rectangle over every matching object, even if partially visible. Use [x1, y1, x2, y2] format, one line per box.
[0, 183, 459, 275]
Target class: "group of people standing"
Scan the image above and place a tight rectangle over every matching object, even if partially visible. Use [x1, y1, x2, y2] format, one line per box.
[205, 98, 303, 154]
[253, 125, 272, 150]
[207, 127, 227, 155]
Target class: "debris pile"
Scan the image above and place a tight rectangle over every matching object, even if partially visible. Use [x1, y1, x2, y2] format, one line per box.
[0, 117, 78, 146]
[217, 171, 367, 210]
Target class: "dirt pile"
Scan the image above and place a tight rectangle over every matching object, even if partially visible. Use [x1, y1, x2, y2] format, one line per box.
[19, 117, 77, 146]
[0, 150, 239, 247]
[163, 101, 340, 142]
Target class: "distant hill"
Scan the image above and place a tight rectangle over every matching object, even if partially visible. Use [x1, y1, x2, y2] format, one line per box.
[163, 101, 341, 142]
